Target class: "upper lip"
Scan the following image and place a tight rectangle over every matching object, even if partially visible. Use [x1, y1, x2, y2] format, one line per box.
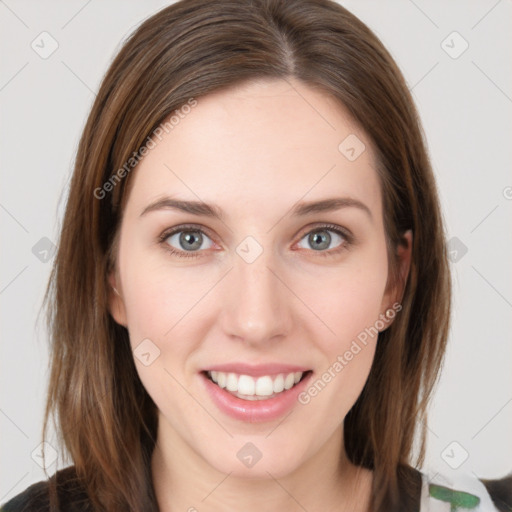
[202, 363, 312, 377]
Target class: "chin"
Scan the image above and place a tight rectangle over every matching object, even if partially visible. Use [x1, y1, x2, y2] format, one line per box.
[200, 437, 308, 480]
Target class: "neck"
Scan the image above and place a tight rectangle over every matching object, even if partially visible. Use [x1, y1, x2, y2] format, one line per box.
[151, 414, 373, 512]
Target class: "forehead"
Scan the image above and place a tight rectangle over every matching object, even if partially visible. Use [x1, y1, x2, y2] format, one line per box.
[123, 78, 382, 221]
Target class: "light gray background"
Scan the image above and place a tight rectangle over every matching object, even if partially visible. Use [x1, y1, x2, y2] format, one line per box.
[1, 0, 511, 503]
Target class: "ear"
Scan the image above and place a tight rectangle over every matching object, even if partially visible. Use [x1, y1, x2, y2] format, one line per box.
[380, 229, 413, 324]
[107, 270, 128, 327]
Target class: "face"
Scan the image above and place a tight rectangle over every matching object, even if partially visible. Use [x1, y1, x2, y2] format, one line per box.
[109, 78, 411, 479]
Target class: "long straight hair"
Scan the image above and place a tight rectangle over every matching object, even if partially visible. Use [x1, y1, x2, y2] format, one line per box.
[42, 1, 451, 510]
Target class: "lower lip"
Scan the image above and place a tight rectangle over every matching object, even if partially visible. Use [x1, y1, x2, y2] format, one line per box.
[201, 371, 313, 423]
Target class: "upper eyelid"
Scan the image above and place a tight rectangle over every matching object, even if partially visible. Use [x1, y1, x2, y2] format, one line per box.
[159, 223, 216, 242]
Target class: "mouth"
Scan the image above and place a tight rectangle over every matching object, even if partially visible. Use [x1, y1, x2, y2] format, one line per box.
[203, 370, 313, 401]
[199, 362, 314, 422]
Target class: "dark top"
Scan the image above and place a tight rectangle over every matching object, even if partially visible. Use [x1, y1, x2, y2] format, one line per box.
[1, 464, 510, 511]
[1, 466, 91, 512]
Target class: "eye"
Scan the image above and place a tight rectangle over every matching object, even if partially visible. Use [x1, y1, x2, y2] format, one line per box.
[159, 225, 215, 259]
[295, 224, 351, 256]
[159, 223, 352, 260]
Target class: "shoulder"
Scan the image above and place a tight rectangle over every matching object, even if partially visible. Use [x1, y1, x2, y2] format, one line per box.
[419, 469, 512, 512]
[0, 466, 92, 512]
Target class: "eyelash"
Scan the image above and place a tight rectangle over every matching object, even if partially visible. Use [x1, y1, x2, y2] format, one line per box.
[158, 223, 353, 259]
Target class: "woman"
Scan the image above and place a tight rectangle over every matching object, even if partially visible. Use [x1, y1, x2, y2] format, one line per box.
[1, 0, 510, 511]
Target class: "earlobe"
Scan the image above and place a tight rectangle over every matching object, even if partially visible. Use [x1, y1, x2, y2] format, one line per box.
[107, 271, 128, 327]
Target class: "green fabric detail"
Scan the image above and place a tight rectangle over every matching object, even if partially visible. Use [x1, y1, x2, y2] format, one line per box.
[429, 483, 480, 511]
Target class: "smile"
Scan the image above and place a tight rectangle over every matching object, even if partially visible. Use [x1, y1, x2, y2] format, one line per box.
[205, 370, 310, 400]
[200, 366, 314, 423]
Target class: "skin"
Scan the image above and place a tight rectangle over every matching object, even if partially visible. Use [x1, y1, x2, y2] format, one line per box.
[109, 78, 412, 512]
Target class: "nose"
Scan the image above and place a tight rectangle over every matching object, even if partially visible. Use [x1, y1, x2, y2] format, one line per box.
[219, 246, 292, 346]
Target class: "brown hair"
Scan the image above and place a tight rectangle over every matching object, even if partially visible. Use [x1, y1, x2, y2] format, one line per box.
[42, 0, 451, 510]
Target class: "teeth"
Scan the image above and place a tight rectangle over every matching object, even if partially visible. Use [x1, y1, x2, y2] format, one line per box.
[284, 373, 295, 390]
[238, 375, 255, 395]
[273, 374, 284, 393]
[207, 371, 305, 398]
[226, 373, 238, 392]
[217, 372, 226, 389]
[255, 376, 273, 396]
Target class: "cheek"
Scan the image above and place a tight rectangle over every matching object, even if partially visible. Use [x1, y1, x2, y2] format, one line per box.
[296, 243, 389, 352]
[118, 236, 198, 342]
[332, 274, 387, 343]
[118, 256, 197, 413]
[295, 264, 387, 425]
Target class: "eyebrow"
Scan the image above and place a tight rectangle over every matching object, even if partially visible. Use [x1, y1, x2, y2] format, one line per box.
[140, 196, 372, 221]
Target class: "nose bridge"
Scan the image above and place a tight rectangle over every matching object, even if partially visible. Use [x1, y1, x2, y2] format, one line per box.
[221, 238, 290, 343]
